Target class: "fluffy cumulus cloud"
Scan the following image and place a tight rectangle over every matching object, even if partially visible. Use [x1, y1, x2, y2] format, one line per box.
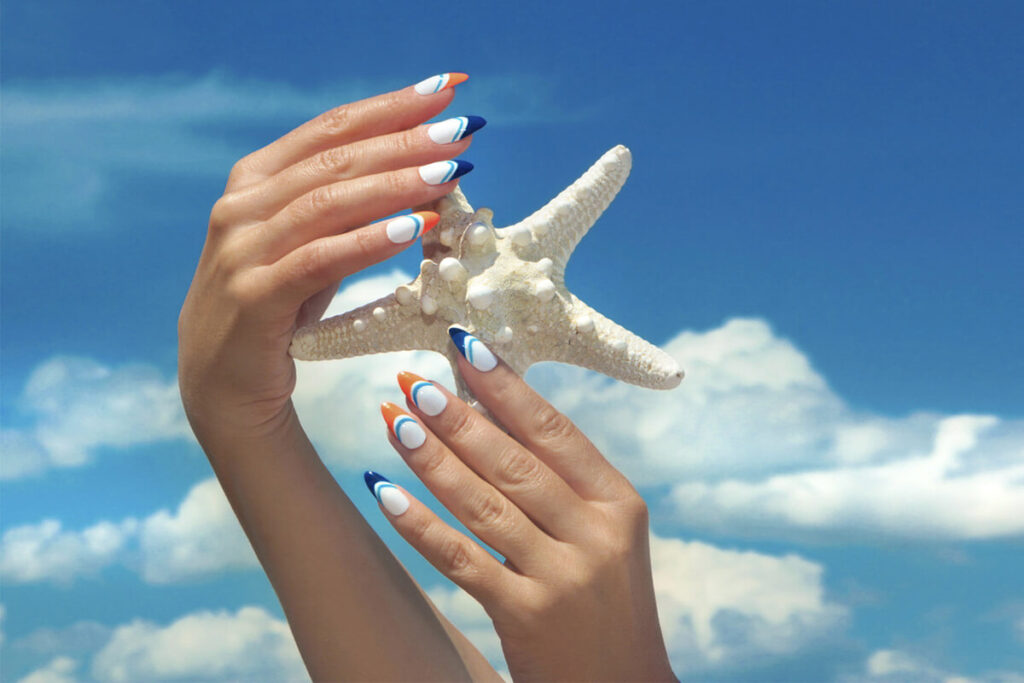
[0, 478, 255, 586]
[649, 533, 846, 675]
[1, 357, 191, 480]
[294, 273, 1024, 542]
[17, 656, 81, 683]
[89, 606, 307, 682]
[844, 648, 1024, 683]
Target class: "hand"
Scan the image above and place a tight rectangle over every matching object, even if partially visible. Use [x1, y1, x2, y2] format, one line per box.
[178, 75, 479, 444]
[368, 330, 677, 682]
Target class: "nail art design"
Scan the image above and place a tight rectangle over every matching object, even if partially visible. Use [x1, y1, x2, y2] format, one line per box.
[386, 211, 440, 244]
[427, 116, 487, 145]
[363, 471, 410, 516]
[381, 402, 427, 449]
[418, 159, 474, 185]
[448, 326, 498, 372]
[397, 372, 448, 416]
[414, 73, 469, 95]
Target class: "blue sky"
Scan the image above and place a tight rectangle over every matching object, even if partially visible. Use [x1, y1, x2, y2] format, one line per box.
[2, 1, 1023, 681]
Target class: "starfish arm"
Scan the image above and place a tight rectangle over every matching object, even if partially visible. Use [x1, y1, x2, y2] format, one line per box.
[516, 145, 632, 265]
[289, 294, 449, 360]
[540, 298, 683, 390]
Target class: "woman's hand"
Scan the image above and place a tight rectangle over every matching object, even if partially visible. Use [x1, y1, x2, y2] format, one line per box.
[178, 74, 481, 445]
[368, 328, 677, 682]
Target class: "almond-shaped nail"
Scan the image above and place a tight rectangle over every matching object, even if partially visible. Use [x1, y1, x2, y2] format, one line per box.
[386, 211, 440, 244]
[381, 402, 427, 449]
[448, 326, 498, 372]
[414, 72, 469, 95]
[427, 116, 487, 144]
[363, 471, 410, 516]
[398, 372, 448, 416]
[418, 159, 473, 185]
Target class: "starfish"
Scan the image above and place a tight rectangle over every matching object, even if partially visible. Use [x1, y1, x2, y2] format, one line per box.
[289, 145, 684, 406]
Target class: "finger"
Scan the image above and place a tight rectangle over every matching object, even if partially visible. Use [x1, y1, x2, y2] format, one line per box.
[258, 161, 473, 263]
[447, 326, 633, 502]
[395, 373, 591, 542]
[229, 73, 467, 189]
[381, 403, 559, 574]
[261, 211, 440, 311]
[362, 470, 520, 607]
[233, 117, 484, 221]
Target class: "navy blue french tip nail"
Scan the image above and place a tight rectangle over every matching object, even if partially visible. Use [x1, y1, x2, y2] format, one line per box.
[463, 116, 487, 137]
[364, 470, 389, 494]
[448, 325, 498, 372]
[449, 159, 474, 180]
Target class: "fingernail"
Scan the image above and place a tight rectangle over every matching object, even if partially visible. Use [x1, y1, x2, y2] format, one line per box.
[418, 159, 473, 185]
[448, 326, 498, 372]
[427, 116, 487, 144]
[414, 72, 469, 95]
[381, 402, 427, 449]
[363, 471, 410, 516]
[398, 372, 448, 416]
[386, 211, 440, 244]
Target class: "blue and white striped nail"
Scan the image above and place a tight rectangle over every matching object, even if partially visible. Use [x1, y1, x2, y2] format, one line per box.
[427, 116, 487, 144]
[398, 372, 448, 416]
[382, 402, 427, 449]
[448, 326, 498, 372]
[418, 159, 474, 185]
[414, 72, 468, 95]
[363, 471, 410, 516]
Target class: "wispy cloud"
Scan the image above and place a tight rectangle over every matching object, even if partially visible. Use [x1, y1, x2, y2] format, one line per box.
[2, 73, 587, 235]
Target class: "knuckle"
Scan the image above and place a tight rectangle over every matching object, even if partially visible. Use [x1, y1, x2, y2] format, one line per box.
[226, 156, 255, 188]
[305, 185, 337, 216]
[318, 145, 353, 178]
[388, 131, 417, 158]
[534, 405, 575, 443]
[351, 226, 377, 260]
[317, 104, 353, 137]
[208, 195, 238, 231]
[438, 536, 475, 576]
[444, 406, 477, 443]
[416, 446, 448, 478]
[465, 491, 509, 530]
[380, 170, 408, 198]
[291, 241, 330, 285]
[495, 447, 541, 488]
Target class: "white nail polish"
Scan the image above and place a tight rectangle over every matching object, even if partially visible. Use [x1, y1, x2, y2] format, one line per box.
[412, 382, 448, 416]
[448, 326, 499, 372]
[428, 117, 469, 144]
[414, 72, 466, 95]
[386, 214, 425, 244]
[418, 159, 472, 185]
[394, 415, 427, 449]
[376, 483, 410, 516]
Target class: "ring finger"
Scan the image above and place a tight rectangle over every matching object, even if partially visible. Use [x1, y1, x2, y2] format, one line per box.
[381, 403, 560, 575]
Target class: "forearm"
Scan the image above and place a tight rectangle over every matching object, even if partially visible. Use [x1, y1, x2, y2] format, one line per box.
[196, 402, 493, 681]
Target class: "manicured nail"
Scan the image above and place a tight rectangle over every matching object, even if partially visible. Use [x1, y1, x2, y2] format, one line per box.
[418, 159, 473, 185]
[386, 211, 440, 244]
[398, 372, 448, 416]
[448, 326, 498, 372]
[427, 116, 487, 145]
[414, 73, 469, 95]
[381, 402, 427, 449]
[363, 471, 410, 516]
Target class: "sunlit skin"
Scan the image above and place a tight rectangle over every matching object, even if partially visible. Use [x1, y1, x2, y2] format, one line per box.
[178, 78, 675, 681]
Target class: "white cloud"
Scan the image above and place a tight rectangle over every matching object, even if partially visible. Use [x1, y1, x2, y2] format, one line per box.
[0, 518, 139, 586]
[89, 606, 307, 683]
[649, 533, 846, 674]
[0, 478, 254, 585]
[853, 648, 1024, 683]
[16, 656, 80, 683]
[2, 357, 191, 480]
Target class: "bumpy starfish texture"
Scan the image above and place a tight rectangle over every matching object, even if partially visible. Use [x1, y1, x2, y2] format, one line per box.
[290, 145, 683, 405]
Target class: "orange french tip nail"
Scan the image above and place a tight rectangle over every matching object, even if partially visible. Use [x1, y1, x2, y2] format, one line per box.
[414, 211, 441, 235]
[447, 73, 469, 87]
[380, 401, 407, 428]
[397, 371, 425, 400]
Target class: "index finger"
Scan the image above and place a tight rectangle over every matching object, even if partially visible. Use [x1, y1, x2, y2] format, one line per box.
[448, 327, 634, 502]
[229, 73, 468, 189]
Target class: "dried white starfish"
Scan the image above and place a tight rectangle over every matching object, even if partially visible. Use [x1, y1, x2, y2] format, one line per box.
[290, 145, 683, 405]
